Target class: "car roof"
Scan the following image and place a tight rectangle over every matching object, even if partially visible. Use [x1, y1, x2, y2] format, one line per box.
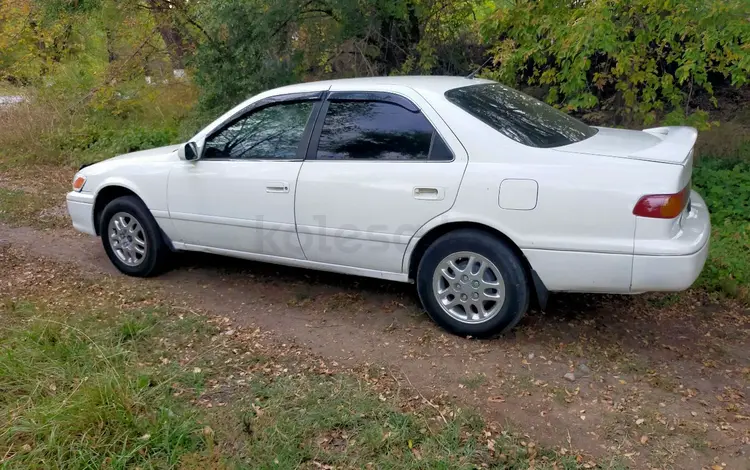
[196, 76, 495, 140]
[266, 75, 494, 96]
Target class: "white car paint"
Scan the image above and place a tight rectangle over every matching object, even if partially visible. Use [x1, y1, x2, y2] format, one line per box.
[168, 159, 306, 259]
[66, 75, 710, 295]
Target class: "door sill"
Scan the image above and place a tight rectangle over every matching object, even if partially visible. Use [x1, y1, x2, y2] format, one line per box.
[181, 243, 409, 283]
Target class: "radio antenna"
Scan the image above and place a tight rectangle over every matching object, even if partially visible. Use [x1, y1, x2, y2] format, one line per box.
[466, 56, 494, 79]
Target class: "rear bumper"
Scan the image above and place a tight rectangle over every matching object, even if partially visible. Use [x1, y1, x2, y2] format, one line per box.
[631, 236, 709, 292]
[630, 190, 711, 292]
[66, 191, 96, 235]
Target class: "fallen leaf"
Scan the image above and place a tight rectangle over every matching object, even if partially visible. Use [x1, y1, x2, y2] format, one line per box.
[487, 396, 505, 403]
[636, 418, 645, 425]
[640, 435, 648, 445]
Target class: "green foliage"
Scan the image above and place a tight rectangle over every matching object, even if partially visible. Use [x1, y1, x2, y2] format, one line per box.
[57, 121, 180, 164]
[0, 312, 208, 468]
[480, 0, 750, 123]
[693, 159, 750, 223]
[192, 0, 483, 111]
[192, 0, 304, 111]
[692, 158, 750, 301]
[35, 0, 104, 16]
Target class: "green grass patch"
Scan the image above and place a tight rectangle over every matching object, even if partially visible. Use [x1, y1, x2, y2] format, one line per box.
[0, 312, 211, 468]
[237, 374, 578, 469]
[692, 158, 750, 303]
[0, 267, 594, 469]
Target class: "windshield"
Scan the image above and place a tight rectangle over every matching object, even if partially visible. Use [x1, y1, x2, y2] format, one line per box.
[444, 83, 597, 148]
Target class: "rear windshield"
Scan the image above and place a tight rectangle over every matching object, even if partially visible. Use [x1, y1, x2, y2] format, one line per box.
[444, 83, 597, 148]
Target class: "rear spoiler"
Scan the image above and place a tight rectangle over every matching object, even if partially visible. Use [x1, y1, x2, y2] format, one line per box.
[633, 126, 698, 165]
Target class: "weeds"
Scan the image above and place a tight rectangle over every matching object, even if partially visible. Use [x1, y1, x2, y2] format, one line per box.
[692, 157, 750, 303]
[0, 81, 196, 169]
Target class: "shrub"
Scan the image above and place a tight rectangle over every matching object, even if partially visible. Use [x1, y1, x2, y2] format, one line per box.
[480, 0, 750, 124]
[692, 158, 750, 302]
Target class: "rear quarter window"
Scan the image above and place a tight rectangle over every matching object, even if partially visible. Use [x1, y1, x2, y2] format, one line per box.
[445, 83, 597, 148]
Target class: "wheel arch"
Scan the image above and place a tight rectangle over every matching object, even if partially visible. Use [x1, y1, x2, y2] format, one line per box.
[405, 221, 549, 310]
[93, 185, 176, 251]
[93, 185, 142, 235]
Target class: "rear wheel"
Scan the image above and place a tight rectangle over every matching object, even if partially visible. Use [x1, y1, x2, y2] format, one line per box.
[99, 196, 168, 277]
[416, 229, 530, 337]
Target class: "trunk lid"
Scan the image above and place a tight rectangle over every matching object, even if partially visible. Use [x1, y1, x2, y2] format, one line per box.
[553, 126, 697, 165]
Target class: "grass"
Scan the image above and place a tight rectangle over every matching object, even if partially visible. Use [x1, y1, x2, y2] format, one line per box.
[0, 187, 67, 229]
[692, 157, 750, 303]
[0, 81, 195, 170]
[460, 373, 487, 390]
[0, 249, 591, 469]
[0, 306, 211, 468]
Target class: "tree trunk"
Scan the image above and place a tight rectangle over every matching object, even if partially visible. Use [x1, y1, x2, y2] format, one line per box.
[146, 0, 189, 70]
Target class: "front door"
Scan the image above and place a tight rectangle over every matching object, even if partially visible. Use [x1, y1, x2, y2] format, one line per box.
[167, 98, 317, 259]
[295, 88, 467, 275]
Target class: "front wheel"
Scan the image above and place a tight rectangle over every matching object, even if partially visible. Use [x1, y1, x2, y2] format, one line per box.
[99, 195, 169, 277]
[416, 229, 530, 338]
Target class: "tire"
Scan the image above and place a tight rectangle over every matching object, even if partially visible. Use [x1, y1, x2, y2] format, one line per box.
[99, 195, 169, 277]
[416, 229, 530, 338]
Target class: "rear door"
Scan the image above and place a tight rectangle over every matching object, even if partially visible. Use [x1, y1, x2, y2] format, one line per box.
[294, 87, 467, 274]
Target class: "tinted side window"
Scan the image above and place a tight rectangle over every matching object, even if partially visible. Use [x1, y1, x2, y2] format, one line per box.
[204, 101, 313, 160]
[316, 101, 450, 161]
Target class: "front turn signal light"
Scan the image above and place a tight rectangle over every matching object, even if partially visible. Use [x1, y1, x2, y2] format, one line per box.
[72, 174, 87, 192]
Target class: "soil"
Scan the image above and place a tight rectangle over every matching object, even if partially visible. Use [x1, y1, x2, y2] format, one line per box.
[1, 223, 748, 469]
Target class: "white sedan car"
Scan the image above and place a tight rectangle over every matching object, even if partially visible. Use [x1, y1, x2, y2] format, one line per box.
[67, 76, 710, 337]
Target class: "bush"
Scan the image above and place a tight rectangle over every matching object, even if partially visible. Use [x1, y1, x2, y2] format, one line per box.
[57, 122, 180, 166]
[480, 0, 750, 124]
[0, 79, 196, 168]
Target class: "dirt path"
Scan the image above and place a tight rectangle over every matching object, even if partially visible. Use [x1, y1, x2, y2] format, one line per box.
[2, 223, 748, 469]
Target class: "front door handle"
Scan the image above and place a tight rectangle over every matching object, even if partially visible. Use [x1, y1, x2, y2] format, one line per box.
[413, 187, 445, 200]
[266, 182, 290, 193]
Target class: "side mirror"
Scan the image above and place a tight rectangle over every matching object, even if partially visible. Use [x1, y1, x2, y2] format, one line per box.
[178, 142, 200, 161]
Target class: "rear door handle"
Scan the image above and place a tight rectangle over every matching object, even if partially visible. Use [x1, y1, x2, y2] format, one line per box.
[266, 182, 290, 193]
[413, 187, 445, 200]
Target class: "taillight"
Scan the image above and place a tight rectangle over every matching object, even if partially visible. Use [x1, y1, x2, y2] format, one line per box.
[633, 184, 691, 219]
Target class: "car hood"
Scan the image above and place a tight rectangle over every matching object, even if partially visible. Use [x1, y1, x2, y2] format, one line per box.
[108, 144, 181, 163]
[553, 126, 697, 165]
